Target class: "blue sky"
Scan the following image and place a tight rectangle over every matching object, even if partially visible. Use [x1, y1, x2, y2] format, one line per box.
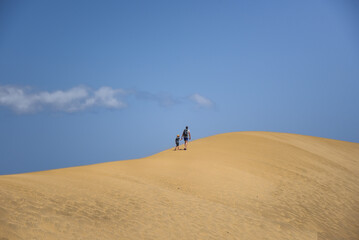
[1, 0, 358, 174]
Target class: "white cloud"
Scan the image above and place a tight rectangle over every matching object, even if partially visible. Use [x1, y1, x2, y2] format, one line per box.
[189, 93, 214, 108]
[0, 85, 127, 113]
[0, 85, 215, 113]
[85, 87, 127, 109]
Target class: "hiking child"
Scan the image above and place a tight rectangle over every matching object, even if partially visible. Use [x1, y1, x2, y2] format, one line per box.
[181, 126, 191, 150]
[174, 134, 180, 151]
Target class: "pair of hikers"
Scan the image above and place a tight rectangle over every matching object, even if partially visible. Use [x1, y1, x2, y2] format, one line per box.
[175, 126, 191, 151]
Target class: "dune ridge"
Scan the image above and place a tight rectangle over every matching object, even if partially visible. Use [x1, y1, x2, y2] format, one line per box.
[1, 131, 359, 239]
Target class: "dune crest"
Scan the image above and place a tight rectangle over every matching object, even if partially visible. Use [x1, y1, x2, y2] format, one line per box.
[1, 131, 359, 239]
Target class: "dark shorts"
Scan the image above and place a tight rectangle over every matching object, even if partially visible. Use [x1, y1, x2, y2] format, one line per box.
[184, 138, 189, 142]
[176, 142, 179, 146]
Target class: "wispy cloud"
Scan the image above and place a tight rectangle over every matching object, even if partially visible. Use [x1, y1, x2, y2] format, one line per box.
[0, 85, 215, 113]
[0, 85, 126, 113]
[189, 93, 214, 108]
[83, 87, 127, 110]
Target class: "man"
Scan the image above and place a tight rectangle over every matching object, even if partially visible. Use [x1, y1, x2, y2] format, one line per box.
[181, 126, 191, 150]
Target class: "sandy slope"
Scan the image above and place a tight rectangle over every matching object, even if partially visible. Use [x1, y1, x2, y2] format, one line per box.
[1, 132, 359, 240]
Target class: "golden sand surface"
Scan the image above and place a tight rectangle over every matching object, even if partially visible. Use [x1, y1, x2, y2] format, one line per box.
[1, 131, 359, 240]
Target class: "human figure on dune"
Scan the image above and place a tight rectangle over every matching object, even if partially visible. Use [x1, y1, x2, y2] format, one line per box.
[174, 134, 180, 151]
[181, 126, 191, 150]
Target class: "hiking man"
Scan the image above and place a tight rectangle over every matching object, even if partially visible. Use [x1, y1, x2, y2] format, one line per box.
[181, 126, 191, 150]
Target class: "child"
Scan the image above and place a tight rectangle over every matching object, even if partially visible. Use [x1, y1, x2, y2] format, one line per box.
[174, 134, 180, 151]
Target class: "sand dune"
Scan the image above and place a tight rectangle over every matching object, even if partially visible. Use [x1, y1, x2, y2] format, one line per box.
[1, 131, 359, 240]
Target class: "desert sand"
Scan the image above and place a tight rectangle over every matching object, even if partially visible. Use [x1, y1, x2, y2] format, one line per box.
[1, 131, 359, 240]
